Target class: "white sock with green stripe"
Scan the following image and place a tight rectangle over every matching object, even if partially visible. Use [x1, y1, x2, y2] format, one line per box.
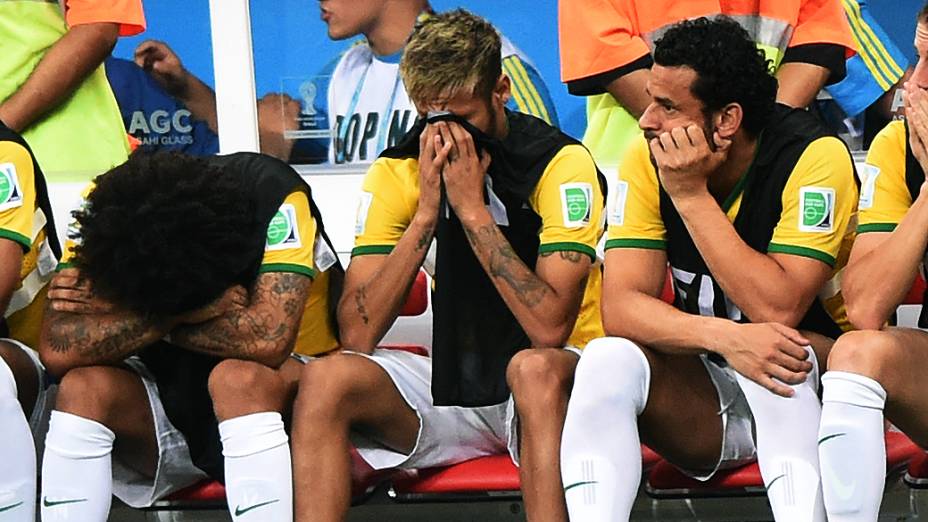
[0, 357, 35, 521]
[40, 411, 115, 522]
[220, 412, 292, 521]
[735, 345, 826, 522]
[818, 371, 887, 522]
[561, 337, 650, 521]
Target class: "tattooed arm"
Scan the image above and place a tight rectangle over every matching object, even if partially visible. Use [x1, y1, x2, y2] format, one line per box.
[39, 270, 174, 378]
[337, 217, 434, 354]
[171, 272, 312, 368]
[337, 124, 449, 353]
[461, 215, 591, 348]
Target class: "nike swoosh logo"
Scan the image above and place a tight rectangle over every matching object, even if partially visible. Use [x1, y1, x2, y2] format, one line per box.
[765, 473, 787, 490]
[818, 432, 847, 445]
[234, 499, 280, 517]
[43, 497, 88, 508]
[563, 480, 598, 492]
[0, 502, 23, 513]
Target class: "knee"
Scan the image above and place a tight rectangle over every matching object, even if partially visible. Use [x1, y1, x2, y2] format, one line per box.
[827, 330, 903, 382]
[295, 354, 366, 422]
[208, 359, 282, 403]
[506, 349, 574, 407]
[572, 337, 651, 410]
[55, 366, 125, 422]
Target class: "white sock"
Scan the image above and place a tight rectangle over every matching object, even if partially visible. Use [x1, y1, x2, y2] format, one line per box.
[220, 412, 293, 521]
[561, 337, 650, 522]
[818, 371, 887, 522]
[40, 411, 115, 522]
[0, 357, 35, 522]
[735, 346, 826, 522]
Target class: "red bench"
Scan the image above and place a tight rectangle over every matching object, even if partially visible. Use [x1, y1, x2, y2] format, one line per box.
[389, 445, 662, 502]
[646, 429, 920, 499]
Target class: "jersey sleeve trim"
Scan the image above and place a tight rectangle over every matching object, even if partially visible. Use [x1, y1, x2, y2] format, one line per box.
[351, 245, 395, 257]
[0, 229, 31, 251]
[604, 238, 666, 250]
[857, 222, 897, 233]
[538, 242, 596, 261]
[767, 243, 836, 267]
[259, 263, 316, 279]
[56, 261, 74, 271]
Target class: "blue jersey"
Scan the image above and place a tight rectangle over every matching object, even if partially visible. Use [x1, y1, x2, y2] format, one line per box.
[104, 57, 219, 156]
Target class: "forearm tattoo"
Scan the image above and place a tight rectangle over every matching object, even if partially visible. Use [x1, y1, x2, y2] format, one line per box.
[44, 310, 165, 362]
[173, 272, 310, 359]
[464, 224, 549, 308]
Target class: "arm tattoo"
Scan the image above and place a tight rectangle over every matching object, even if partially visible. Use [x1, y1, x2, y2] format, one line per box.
[44, 308, 167, 363]
[464, 224, 549, 308]
[172, 272, 311, 360]
[355, 284, 370, 325]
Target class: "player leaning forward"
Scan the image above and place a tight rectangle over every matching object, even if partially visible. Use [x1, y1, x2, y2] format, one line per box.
[289, 9, 605, 522]
[560, 17, 858, 522]
[36, 151, 341, 521]
[817, 3, 928, 521]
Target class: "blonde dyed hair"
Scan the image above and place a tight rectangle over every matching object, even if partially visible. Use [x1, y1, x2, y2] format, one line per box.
[400, 9, 502, 105]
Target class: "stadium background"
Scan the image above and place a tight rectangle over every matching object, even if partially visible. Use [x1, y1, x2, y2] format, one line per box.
[113, 0, 922, 142]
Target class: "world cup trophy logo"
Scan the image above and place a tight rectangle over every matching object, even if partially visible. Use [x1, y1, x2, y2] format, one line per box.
[300, 81, 318, 116]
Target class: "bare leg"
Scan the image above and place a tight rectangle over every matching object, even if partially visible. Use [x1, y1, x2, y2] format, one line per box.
[291, 353, 419, 522]
[507, 348, 578, 522]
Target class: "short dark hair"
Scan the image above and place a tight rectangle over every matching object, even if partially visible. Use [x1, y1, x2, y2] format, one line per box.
[72, 152, 256, 316]
[653, 16, 778, 137]
[920, 2, 928, 23]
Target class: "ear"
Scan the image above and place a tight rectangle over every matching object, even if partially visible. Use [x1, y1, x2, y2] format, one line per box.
[494, 74, 511, 107]
[714, 103, 743, 139]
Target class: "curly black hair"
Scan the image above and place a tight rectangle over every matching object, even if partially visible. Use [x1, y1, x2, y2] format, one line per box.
[72, 152, 258, 317]
[653, 16, 778, 137]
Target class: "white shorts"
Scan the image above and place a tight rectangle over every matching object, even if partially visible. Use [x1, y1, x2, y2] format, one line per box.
[681, 354, 757, 481]
[348, 348, 518, 470]
[1, 338, 56, 457]
[111, 357, 209, 508]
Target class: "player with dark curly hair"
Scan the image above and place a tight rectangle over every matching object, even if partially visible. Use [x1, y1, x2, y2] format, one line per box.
[560, 17, 858, 522]
[36, 151, 342, 521]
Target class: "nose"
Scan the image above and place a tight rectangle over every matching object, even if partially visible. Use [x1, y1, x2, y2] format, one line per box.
[638, 103, 658, 132]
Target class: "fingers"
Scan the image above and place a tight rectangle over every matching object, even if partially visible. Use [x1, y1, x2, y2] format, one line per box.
[49, 300, 97, 314]
[770, 349, 814, 374]
[446, 122, 477, 161]
[769, 322, 811, 348]
[432, 135, 452, 168]
[766, 362, 808, 386]
[47, 288, 93, 303]
[435, 122, 458, 161]
[754, 374, 796, 398]
[479, 150, 492, 172]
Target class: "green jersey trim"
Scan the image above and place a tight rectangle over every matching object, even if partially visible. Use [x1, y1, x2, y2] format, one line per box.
[0, 228, 30, 251]
[259, 263, 316, 278]
[538, 242, 597, 261]
[767, 243, 836, 267]
[604, 238, 667, 250]
[351, 244, 395, 257]
[857, 222, 897, 234]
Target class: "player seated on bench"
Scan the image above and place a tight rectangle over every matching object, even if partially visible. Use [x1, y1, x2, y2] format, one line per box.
[560, 17, 858, 522]
[37, 151, 342, 521]
[818, 3, 928, 520]
[0, 122, 61, 522]
[288, 9, 605, 522]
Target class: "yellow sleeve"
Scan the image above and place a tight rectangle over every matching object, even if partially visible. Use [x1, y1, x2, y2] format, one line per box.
[603, 136, 666, 250]
[59, 183, 95, 267]
[0, 141, 36, 251]
[768, 136, 858, 267]
[857, 121, 910, 233]
[260, 190, 317, 278]
[352, 157, 418, 256]
[529, 144, 605, 261]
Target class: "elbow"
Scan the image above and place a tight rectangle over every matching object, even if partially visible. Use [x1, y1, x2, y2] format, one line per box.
[37, 338, 78, 379]
[527, 321, 573, 349]
[846, 300, 887, 331]
[337, 326, 377, 354]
